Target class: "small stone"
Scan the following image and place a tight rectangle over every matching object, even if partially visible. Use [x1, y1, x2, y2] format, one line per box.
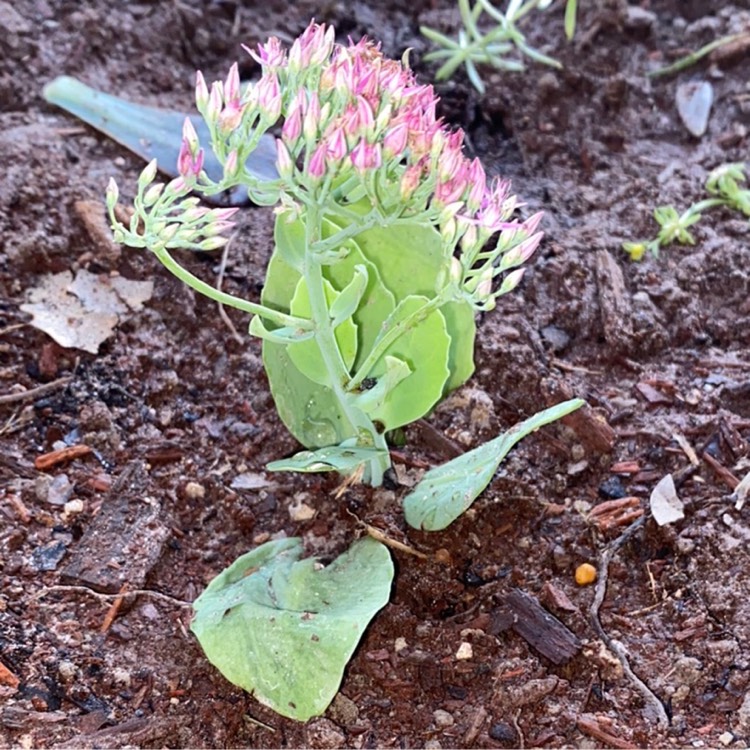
[328, 693, 359, 727]
[425, 742, 442, 750]
[598, 476, 626, 499]
[63, 498, 84, 517]
[676, 81, 714, 138]
[304, 718, 346, 749]
[489, 722, 517, 744]
[394, 637, 408, 653]
[625, 5, 657, 31]
[455, 642, 473, 660]
[112, 668, 131, 688]
[433, 709, 454, 727]
[567, 459, 589, 476]
[718, 732, 734, 746]
[47, 474, 73, 506]
[58, 661, 77, 683]
[288, 496, 316, 522]
[184, 481, 205, 501]
[30, 539, 68, 571]
[540, 325, 570, 353]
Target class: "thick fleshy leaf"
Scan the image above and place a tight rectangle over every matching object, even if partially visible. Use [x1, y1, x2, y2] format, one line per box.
[403, 399, 586, 530]
[43, 76, 277, 205]
[191, 537, 394, 721]
[350, 221, 475, 393]
[287, 277, 358, 385]
[366, 296, 451, 430]
[248, 315, 314, 344]
[267, 444, 388, 473]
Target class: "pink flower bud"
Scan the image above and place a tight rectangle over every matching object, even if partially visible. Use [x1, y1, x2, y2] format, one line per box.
[195, 71, 209, 112]
[466, 159, 486, 212]
[224, 63, 241, 106]
[207, 82, 223, 123]
[256, 73, 281, 122]
[350, 140, 381, 173]
[224, 150, 239, 177]
[282, 105, 302, 145]
[400, 163, 422, 200]
[522, 211, 544, 235]
[326, 126, 348, 163]
[218, 103, 243, 134]
[182, 117, 200, 154]
[275, 138, 294, 179]
[383, 122, 408, 158]
[498, 268, 525, 296]
[308, 143, 327, 180]
[207, 207, 240, 222]
[303, 92, 321, 141]
[177, 140, 204, 178]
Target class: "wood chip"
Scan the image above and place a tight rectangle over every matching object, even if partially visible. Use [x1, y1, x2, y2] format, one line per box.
[577, 714, 637, 749]
[61, 461, 170, 594]
[702, 452, 739, 490]
[489, 589, 581, 665]
[34, 444, 92, 471]
[0, 661, 20, 689]
[595, 250, 633, 354]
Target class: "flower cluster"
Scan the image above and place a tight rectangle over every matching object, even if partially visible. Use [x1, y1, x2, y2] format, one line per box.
[182, 21, 542, 310]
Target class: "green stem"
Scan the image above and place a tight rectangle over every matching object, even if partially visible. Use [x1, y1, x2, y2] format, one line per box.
[152, 245, 313, 330]
[347, 289, 452, 391]
[302, 207, 390, 484]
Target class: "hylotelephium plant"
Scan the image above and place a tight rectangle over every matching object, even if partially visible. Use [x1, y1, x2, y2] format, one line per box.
[108, 22, 549, 487]
[108, 22, 582, 721]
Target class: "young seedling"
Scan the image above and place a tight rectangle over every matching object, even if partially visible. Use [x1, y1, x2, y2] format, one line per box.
[420, 0, 578, 94]
[107, 22, 582, 720]
[623, 162, 750, 261]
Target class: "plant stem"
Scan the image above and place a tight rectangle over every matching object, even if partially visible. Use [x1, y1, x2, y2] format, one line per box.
[152, 245, 313, 330]
[302, 206, 390, 484]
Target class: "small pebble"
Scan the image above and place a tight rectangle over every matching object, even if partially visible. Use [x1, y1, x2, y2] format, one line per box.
[455, 642, 473, 660]
[718, 732, 734, 746]
[184, 481, 205, 501]
[47, 474, 73, 506]
[63, 498, 84, 517]
[433, 709, 454, 727]
[575, 563, 597, 586]
[112, 668, 131, 688]
[58, 661, 77, 683]
[288, 498, 316, 521]
[394, 637, 407, 653]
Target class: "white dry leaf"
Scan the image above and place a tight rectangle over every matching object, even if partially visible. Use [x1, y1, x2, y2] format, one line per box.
[21, 270, 153, 354]
[650, 473, 685, 526]
[734, 470, 750, 511]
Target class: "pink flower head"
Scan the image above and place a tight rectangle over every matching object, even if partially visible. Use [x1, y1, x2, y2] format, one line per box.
[289, 22, 335, 71]
[476, 178, 514, 233]
[245, 36, 286, 69]
[400, 162, 423, 200]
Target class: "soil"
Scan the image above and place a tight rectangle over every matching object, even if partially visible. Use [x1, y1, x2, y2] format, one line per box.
[2, 1, 750, 748]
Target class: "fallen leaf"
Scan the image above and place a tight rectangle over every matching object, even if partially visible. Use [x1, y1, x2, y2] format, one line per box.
[650, 474, 684, 526]
[21, 270, 153, 354]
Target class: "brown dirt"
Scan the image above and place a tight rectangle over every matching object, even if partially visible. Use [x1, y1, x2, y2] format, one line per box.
[2, 1, 750, 747]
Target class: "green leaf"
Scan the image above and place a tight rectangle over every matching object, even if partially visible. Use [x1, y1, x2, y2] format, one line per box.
[403, 399, 586, 531]
[287, 277, 358, 386]
[366, 296, 451, 430]
[347, 221, 474, 394]
[329, 264, 368, 328]
[353, 355, 411, 416]
[267, 444, 388, 473]
[191, 537, 394, 721]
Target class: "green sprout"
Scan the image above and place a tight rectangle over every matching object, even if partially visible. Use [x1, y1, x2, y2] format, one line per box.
[623, 162, 750, 261]
[420, 0, 578, 94]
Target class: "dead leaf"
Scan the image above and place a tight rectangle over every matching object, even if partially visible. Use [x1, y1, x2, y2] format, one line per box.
[650, 474, 684, 526]
[21, 270, 153, 354]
